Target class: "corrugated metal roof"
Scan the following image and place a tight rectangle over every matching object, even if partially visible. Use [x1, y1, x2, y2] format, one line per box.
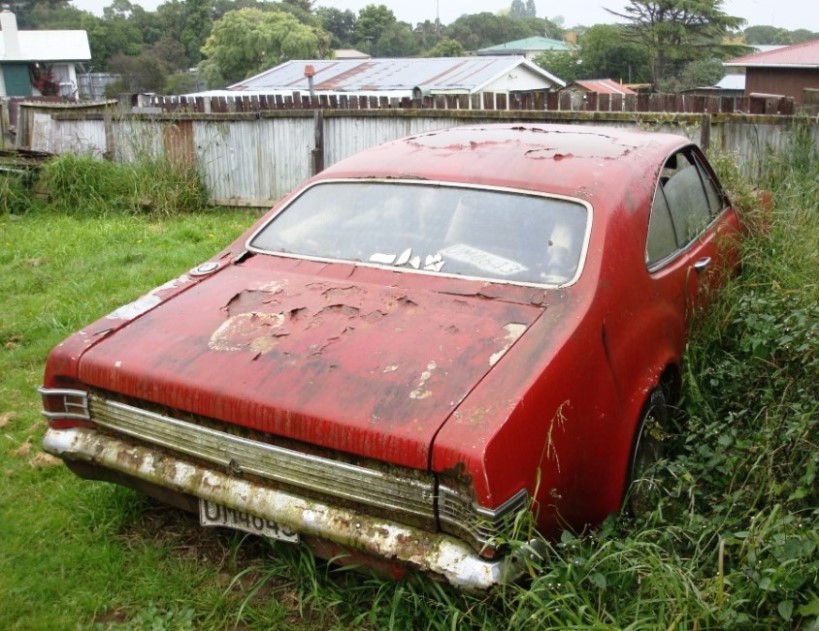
[478, 37, 571, 54]
[716, 74, 745, 90]
[230, 56, 564, 94]
[1, 30, 91, 62]
[726, 39, 819, 68]
[572, 79, 636, 95]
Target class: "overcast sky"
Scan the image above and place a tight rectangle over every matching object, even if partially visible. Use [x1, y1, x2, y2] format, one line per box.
[68, 0, 818, 32]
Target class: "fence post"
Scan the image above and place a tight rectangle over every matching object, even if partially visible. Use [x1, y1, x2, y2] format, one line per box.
[700, 113, 711, 152]
[312, 109, 324, 176]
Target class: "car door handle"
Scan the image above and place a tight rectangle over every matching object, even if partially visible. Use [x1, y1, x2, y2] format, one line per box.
[693, 257, 711, 274]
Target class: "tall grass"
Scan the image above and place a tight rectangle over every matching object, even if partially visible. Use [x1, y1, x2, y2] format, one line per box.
[1, 130, 817, 630]
[37, 153, 208, 216]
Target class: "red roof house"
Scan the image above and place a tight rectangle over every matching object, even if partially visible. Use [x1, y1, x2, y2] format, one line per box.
[561, 79, 637, 96]
[725, 39, 819, 104]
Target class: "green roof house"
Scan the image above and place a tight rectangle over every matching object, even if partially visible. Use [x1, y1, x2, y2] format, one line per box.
[477, 37, 572, 60]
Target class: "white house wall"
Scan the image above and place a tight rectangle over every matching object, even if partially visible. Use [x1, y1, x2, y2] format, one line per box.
[483, 67, 555, 92]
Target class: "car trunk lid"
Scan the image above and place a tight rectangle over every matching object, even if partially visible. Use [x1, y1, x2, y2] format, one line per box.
[77, 256, 546, 469]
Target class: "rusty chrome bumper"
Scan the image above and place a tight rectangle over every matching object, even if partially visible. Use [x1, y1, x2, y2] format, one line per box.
[43, 427, 521, 590]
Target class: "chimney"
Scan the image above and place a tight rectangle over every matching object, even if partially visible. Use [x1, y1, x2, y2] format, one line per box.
[0, 5, 21, 59]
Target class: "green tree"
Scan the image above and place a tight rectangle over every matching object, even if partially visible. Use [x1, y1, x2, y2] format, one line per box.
[413, 20, 444, 52]
[742, 25, 792, 45]
[533, 50, 580, 84]
[317, 7, 357, 47]
[106, 50, 168, 92]
[606, 0, 745, 87]
[521, 16, 563, 39]
[524, 0, 537, 18]
[9, 0, 74, 28]
[445, 12, 539, 51]
[375, 22, 418, 57]
[198, 8, 326, 87]
[354, 4, 397, 51]
[579, 24, 650, 83]
[510, 0, 526, 19]
[80, 12, 142, 70]
[674, 57, 725, 91]
[155, 0, 213, 67]
[423, 37, 465, 57]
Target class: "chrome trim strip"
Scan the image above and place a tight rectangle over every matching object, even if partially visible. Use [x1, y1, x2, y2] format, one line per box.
[438, 485, 529, 549]
[89, 395, 436, 522]
[38, 387, 90, 421]
[43, 427, 517, 590]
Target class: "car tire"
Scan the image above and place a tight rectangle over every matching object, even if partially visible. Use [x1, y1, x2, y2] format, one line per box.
[625, 387, 668, 517]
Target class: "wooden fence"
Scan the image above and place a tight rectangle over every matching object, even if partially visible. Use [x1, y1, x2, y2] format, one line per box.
[147, 90, 797, 116]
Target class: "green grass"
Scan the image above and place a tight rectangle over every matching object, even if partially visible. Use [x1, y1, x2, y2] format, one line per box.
[1, 132, 817, 630]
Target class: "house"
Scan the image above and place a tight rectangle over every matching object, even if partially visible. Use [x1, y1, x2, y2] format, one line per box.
[334, 49, 370, 60]
[560, 79, 637, 96]
[681, 74, 745, 99]
[0, 7, 91, 99]
[724, 39, 819, 104]
[215, 56, 565, 101]
[477, 36, 572, 60]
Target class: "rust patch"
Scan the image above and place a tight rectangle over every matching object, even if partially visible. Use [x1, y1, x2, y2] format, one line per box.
[225, 290, 278, 316]
[209, 312, 287, 354]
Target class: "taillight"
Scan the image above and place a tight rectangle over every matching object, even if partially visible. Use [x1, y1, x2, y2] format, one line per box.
[38, 387, 91, 428]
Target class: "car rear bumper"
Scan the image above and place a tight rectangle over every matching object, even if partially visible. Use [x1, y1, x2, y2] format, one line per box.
[43, 426, 521, 591]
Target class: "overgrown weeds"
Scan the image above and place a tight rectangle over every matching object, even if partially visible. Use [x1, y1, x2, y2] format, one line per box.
[37, 153, 208, 216]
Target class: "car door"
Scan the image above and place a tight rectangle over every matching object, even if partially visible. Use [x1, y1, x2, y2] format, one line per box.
[646, 146, 740, 320]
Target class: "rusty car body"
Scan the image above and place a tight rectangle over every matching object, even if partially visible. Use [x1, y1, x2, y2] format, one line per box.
[40, 124, 740, 589]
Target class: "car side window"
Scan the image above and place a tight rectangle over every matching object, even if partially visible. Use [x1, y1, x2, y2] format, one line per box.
[646, 187, 677, 265]
[692, 153, 727, 215]
[646, 148, 718, 267]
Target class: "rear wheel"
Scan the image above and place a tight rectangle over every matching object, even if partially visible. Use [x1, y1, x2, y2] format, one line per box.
[625, 388, 669, 517]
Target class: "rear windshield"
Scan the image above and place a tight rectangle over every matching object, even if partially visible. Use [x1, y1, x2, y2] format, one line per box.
[249, 181, 589, 286]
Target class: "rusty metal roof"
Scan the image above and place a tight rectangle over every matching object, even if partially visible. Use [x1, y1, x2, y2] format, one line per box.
[569, 79, 637, 95]
[229, 56, 564, 94]
[726, 39, 819, 68]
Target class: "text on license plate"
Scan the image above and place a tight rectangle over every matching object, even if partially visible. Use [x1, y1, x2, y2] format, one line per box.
[199, 499, 299, 543]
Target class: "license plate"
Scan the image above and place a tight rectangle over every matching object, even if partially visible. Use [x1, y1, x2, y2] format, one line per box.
[199, 499, 299, 543]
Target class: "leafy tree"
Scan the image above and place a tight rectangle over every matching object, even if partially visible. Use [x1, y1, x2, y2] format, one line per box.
[521, 16, 563, 39]
[375, 22, 418, 57]
[413, 20, 444, 52]
[147, 36, 189, 73]
[106, 50, 168, 92]
[282, 0, 313, 12]
[354, 4, 397, 51]
[675, 57, 725, 91]
[8, 0, 74, 28]
[154, 0, 213, 67]
[606, 0, 745, 87]
[579, 24, 650, 83]
[445, 12, 539, 51]
[525, 0, 537, 18]
[198, 8, 327, 88]
[789, 29, 819, 44]
[80, 12, 142, 70]
[317, 7, 357, 47]
[509, 0, 537, 19]
[742, 25, 792, 45]
[423, 37, 465, 57]
[533, 50, 580, 84]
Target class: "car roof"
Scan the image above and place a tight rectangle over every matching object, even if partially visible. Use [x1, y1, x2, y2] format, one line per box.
[318, 123, 691, 202]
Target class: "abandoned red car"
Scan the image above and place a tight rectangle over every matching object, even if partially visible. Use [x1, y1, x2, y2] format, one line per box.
[40, 124, 740, 589]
